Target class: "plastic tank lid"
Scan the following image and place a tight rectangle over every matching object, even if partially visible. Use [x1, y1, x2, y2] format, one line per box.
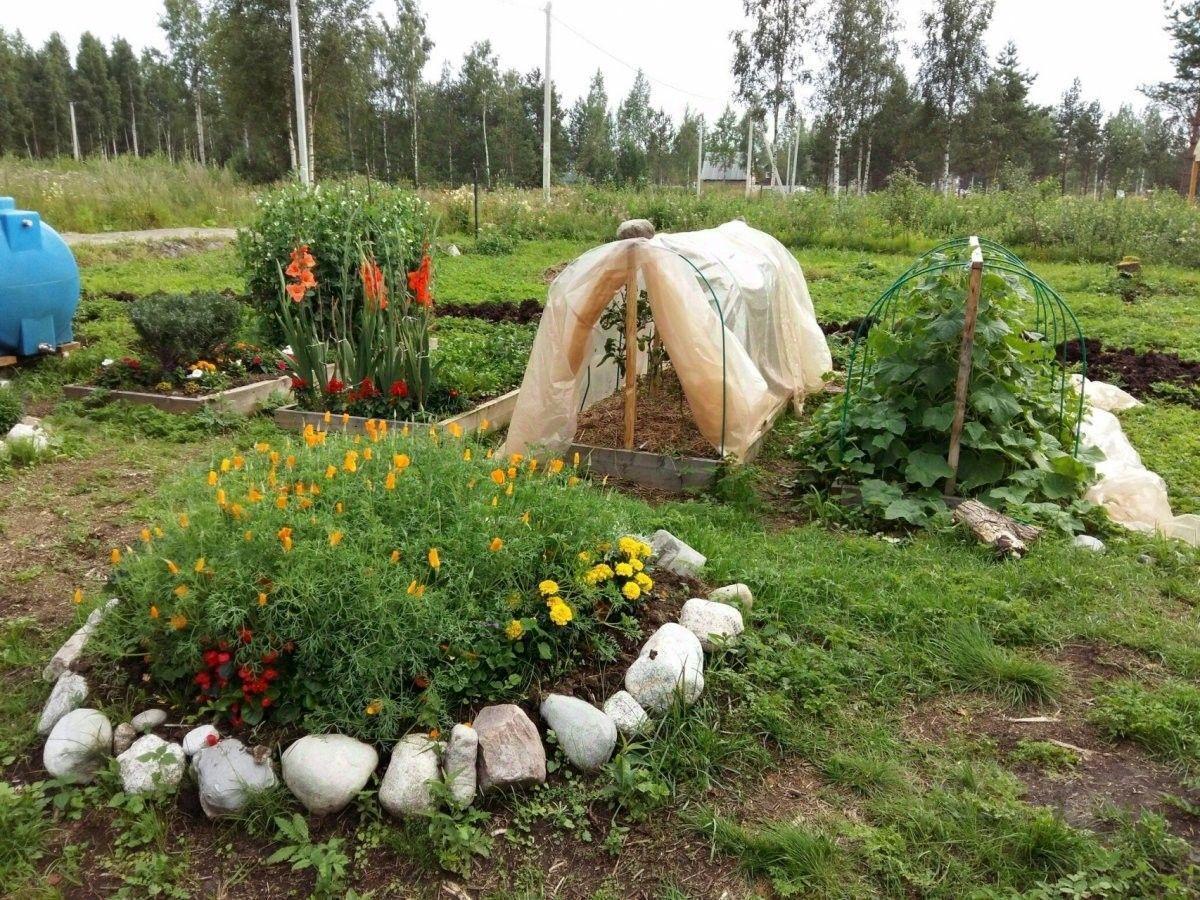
[0, 197, 15, 211]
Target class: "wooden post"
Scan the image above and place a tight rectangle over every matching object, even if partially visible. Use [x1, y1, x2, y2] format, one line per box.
[1189, 154, 1199, 204]
[623, 260, 639, 449]
[945, 240, 985, 496]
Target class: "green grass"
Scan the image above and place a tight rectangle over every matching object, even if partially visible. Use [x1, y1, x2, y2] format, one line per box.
[434, 237, 588, 303]
[938, 624, 1065, 707]
[1090, 679, 1200, 770]
[1121, 402, 1200, 514]
[76, 243, 244, 297]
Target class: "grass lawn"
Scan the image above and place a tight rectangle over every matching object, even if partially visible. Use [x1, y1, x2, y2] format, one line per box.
[1, 237, 1197, 897]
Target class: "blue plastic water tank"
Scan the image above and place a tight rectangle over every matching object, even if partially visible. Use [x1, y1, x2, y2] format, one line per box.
[0, 196, 81, 356]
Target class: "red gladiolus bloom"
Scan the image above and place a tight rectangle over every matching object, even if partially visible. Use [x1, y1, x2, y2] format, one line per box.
[389, 379, 408, 399]
[407, 254, 433, 307]
[360, 376, 378, 398]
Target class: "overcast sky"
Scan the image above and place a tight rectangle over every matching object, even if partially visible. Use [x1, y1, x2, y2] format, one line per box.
[3, 0, 1177, 121]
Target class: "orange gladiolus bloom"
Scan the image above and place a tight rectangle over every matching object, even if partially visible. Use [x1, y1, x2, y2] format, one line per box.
[286, 282, 307, 303]
[407, 253, 433, 307]
[360, 258, 388, 309]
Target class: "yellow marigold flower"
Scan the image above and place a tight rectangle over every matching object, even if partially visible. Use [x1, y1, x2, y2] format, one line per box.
[269, 450, 280, 466]
[178, 513, 189, 528]
[394, 453, 411, 470]
[323, 410, 332, 424]
[166, 559, 180, 575]
[578, 551, 592, 563]
[72, 587, 83, 605]
[428, 547, 441, 570]
[207, 470, 218, 486]
[538, 580, 559, 596]
[257, 592, 268, 606]
[505, 619, 524, 640]
[254, 441, 270, 453]
[170, 613, 188, 630]
[174, 584, 190, 598]
[635, 573, 653, 591]
[230, 502, 245, 519]
[233, 455, 245, 470]
[286, 454, 296, 469]
[365, 700, 383, 716]
[489, 537, 504, 552]
[490, 468, 506, 486]
[390, 549, 401, 564]
[329, 530, 344, 547]
[631, 558, 644, 572]
[568, 476, 581, 487]
[638, 540, 652, 558]
[295, 482, 306, 495]
[275, 494, 288, 510]
[296, 497, 310, 510]
[304, 430, 319, 448]
[621, 581, 641, 600]
[248, 487, 264, 503]
[140, 528, 152, 543]
[548, 600, 573, 626]
[614, 562, 633, 578]
[509, 453, 524, 466]
[618, 537, 640, 557]
[325, 464, 337, 480]
[149, 605, 159, 619]
[244, 530, 254, 542]
[220, 458, 232, 473]
[462, 448, 472, 462]
[527, 459, 538, 473]
[548, 458, 564, 474]
[109, 548, 122, 565]
[194, 557, 206, 573]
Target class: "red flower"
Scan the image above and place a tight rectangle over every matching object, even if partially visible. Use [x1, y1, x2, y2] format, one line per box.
[449, 388, 460, 399]
[263, 668, 279, 681]
[203, 650, 220, 668]
[194, 671, 211, 688]
[261, 696, 273, 708]
[286, 282, 308, 303]
[205, 733, 219, 747]
[326, 378, 345, 394]
[251, 356, 263, 367]
[407, 254, 433, 308]
[217, 651, 231, 665]
[290, 376, 308, 391]
[262, 651, 279, 664]
[389, 379, 409, 399]
[276, 359, 287, 371]
[238, 627, 253, 644]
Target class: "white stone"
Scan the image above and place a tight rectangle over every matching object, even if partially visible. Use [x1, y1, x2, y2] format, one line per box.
[5, 421, 48, 451]
[43, 598, 119, 682]
[474, 704, 546, 791]
[616, 218, 655, 240]
[113, 722, 137, 755]
[649, 529, 706, 576]
[708, 583, 753, 610]
[37, 672, 89, 736]
[603, 691, 649, 737]
[282, 734, 378, 816]
[443, 724, 478, 807]
[130, 709, 167, 732]
[1073, 534, 1107, 553]
[540, 694, 617, 771]
[379, 734, 441, 817]
[679, 597, 745, 650]
[445, 243, 462, 256]
[118, 734, 186, 794]
[624, 623, 705, 712]
[181, 724, 220, 756]
[193, 738, 277, 818]
[43, 708, 112, 781]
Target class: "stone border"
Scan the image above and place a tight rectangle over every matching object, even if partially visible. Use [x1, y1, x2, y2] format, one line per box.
[63, 376, 292, 416]
[35, 531, 750, 821]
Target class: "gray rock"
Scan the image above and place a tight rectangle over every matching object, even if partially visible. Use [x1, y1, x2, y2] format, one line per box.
[650, 530, 706, 576]
[540, 694, 617, 771]
[708, 583, 753, 610]
[6, 420, 48, 451]
[130, 709, 167, 733]
[445, 243, 462, 256]
[1073, 534, 1106, 553]
[37, 672, 89, 736]
[282, 734, 378, 816]
[43, 598, 119, 682]
[603, 690, 650, 737]
[43, 708, 112, 781]
[113, 722, 138, 755]
[625, 623, 705, 712]
[193, 738, 277, 818]
[679, 597, 745, 650]
[1137, 553, 1155, 566]
[616, 218, 655, 240]
[474, 704, 546, 791]
[118, 734, 186, 795]
[181, 724, 220, 756]
[443, 724, 478, 807]
[379, 734, 441, 817]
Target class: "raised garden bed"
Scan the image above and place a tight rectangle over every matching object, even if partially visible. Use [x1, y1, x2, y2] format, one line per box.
[64, 374, 292, 415]
[273, 386, 521, 436]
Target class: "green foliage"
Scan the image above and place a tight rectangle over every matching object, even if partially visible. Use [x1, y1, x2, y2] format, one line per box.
[420, 780, 494, 877]
[600, 746, 671, 820]
[128, 292, 241, 374]
[265, 813, 350, 897]
[435, 317, 535, 400]
[696, 808, 843, 897]
[938, 624, 1064, 706]
[0, 386, 22, 434]
[1010, 739, 1080, 771]
[471, 226, 517, 256]
[1089, 679, 1200, 769]
[793, 252, 1095, 529]
[0, 780, 50, 886]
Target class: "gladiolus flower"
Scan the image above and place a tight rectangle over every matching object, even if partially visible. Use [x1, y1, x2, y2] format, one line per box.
[428, 547, 441, 570]
[360, 258, 388, 309]
[407, 253, 433, 307]
[286, 282, 307, 302]
[489, 537, 503, 552]
[389, 379, 408, 399]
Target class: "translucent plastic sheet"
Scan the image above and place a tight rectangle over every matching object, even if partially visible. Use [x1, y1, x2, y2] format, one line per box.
[504, 222, 832, 459]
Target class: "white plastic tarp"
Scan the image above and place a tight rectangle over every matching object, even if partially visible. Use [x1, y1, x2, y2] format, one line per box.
[503, 221, 831, 459]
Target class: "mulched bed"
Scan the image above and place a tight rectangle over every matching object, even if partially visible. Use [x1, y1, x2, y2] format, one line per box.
[1059, 338, 1200, 408]
[437, 298, 543, 323]
[574, 369, 718, 459]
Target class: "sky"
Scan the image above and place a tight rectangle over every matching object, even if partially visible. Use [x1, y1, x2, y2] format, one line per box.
[2, 0, 1178, 122]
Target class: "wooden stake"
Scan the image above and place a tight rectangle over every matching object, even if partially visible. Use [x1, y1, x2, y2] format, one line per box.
[945, 243, 984, 495]
[623, 262, 639, 449]
[1189, 158, 1199, 204]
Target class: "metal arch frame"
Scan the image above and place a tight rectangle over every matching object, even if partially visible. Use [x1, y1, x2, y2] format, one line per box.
[838, 237, 1087, 459]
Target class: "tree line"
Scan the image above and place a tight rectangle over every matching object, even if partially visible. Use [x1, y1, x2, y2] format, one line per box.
[0, 0, 1196, 195]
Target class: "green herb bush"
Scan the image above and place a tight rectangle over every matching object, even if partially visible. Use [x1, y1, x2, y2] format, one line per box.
[96, 428, 655, 743]
[435, 318, 535, 399]
[793, 253, 1096, 529]
[0, 386, 22, 434]
[238, 181, 432, 337]
[128, 292, 241, 374]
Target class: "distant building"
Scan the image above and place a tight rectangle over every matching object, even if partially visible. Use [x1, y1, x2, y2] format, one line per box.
[700, 162, 753, 185]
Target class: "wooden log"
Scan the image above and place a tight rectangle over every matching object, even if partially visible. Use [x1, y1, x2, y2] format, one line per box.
[623, 260, 639, 449]
[945, 242, 985, 495]
[951, 498, 1041, 559]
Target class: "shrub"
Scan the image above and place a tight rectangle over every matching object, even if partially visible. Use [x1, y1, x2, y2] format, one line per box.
[472, 226, 516, 256]
[238, 181, 432, 337]
[128, 293, 241, 375]
[96, 428, 656, 743]
[0, 386, 22, 434]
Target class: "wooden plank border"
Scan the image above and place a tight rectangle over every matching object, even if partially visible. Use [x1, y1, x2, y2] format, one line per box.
[271, 387, 521, 436]
[63, 376, 293, 415]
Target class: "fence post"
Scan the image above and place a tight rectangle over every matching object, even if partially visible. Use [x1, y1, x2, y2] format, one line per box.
[945, 237, 984, 495]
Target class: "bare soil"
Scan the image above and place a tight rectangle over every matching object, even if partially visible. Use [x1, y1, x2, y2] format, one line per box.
[1059, 338, 1200, 408]
[575, 370, 718, 459]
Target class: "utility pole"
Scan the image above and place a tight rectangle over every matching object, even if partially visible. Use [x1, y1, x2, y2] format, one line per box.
[68, 101, 80, 161]
[696, 116, 704, 198]
[1189, 138, 1200, 204]
[542, 2, 552, 202]
[744, 117, 753, 200]
[289, 0, 311, 185]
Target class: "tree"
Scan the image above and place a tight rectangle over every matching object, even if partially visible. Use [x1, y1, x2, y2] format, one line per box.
[1054, 79, 1083, 194]
[379, 0, 432, 184]
[916, 0, 994, 192]
[1142, 0, 1200, 179]
[109, 39, 145, 155]
[74, 33, 118, 156]
[160, 0, 211, 164]
[965, 42, 1054, 186]
[615, 71, 652, 184]
[568, 70, 614, 183]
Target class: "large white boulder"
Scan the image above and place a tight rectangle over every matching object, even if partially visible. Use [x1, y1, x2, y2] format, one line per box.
[679, 597, 745, 650]
[43, 708, 112, 781]
[282, 734, 378, 816]
[118, 734, 186, 795]
[181, 724, 220, 757]
[603, 691, 649, 737]
[650, 530, 706, 576]
[1073, 534, 1106, 553]
[443, 724, 478, 808]
[474, 704, 546, 792]
[379, 734, 441, 817]
[625, 623, 705, 712]
[539, 694, 617, 771]
[37, 672, 89, 736]
[193, 738, 277, 818]
[5, 420, 48, 452]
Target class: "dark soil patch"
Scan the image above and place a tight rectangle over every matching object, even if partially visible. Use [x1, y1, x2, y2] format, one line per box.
[437, 298, 543, 324]
[820, 317, 870, 336]
[543, 261, 570, 284]
[1058, 338, 1200, 408]
[575, 370, 718, 460]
